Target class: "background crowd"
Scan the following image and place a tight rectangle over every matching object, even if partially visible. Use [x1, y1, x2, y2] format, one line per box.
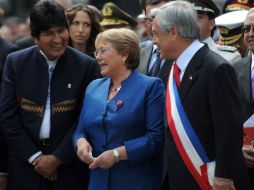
[0, 0, 254, 190]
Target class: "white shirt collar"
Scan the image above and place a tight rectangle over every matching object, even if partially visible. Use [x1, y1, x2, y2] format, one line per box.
[152, 44, 159, 54]
[202, 37, 211, 44]
[176, 39, 204, 72]
[39, 50, 57, 67]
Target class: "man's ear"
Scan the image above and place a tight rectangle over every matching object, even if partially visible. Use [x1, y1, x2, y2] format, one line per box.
[170, 26, 179, 41]
[209, 19, 215, 31]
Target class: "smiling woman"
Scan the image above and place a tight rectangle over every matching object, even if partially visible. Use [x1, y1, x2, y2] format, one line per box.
[65, 4, 102, 57]
[73, 28, 165, 190]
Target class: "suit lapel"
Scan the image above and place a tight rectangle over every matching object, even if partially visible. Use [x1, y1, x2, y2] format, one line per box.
[179, 46, 208, 100]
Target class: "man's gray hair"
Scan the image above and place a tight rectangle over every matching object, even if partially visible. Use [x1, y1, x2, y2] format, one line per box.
[156, 1, 200, 40]
[247, 7, 254, 18]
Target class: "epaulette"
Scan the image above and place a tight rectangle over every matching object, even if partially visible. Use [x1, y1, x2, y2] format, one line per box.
[218, 45, 237, 52]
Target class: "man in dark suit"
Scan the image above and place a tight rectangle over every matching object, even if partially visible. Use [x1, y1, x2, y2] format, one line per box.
[137, 0, 171, 87]
[233, 7, 254, 190]
[0, 28, 17, 190]
[0, 37, 17, 84]
[0, 1, 99, 190]
[153, 1, 251, 190]
[0, 61, 8, 190]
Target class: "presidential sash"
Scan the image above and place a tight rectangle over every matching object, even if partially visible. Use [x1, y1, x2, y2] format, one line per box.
[166, 67, 215, 190]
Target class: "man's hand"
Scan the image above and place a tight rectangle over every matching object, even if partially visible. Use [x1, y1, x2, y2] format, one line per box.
[0, 175, 7, 190]
[76, 138, 94, 165]
[33, 154, 62, 180]
[213, 177, 235, 190]
[243, 145, 254, 167]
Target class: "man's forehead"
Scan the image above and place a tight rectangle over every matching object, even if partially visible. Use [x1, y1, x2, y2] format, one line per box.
[245, 12, 254, 23]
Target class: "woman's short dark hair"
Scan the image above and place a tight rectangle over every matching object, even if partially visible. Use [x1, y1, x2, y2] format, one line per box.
[30, 0, 68, 37]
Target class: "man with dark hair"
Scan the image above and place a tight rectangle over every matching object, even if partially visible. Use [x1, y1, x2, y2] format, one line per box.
[137, 0, 172, 87]
[0, 1, 99, 190]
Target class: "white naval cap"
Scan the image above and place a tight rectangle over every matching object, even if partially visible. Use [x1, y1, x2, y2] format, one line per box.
[215, 10, 248, 45]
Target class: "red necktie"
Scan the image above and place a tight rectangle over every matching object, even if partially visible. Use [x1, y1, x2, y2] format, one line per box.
[173, 63, 181, 88]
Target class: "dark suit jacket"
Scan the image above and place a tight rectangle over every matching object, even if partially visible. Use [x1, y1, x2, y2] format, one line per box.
[163, 45, 251, 190]
[0, 37, 17, 174]
[0, 37, 18, 84]
[233, 56, 254, 189]
[138, 40, 172, 87]
[0, 46, 99, 190]
[0, 57, 8, 171]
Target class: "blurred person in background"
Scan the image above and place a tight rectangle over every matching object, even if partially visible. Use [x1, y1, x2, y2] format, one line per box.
[55, 0, 73, 9]
[0, 6, 18, 190]
[186, 0, 242, 64]
[65, 3, 102, 57]
[73, 28, 165, 190]
[216, 10, 248, 57]
[143, 0, 168, 37]
[233, 7, 254, 189]
[0, 1, 99, 190]
[100, 2, 137, 30]
[138, 0, 172, 88]
[136, 13, 149, 42]
[0, 8, 17, 84]
[223, 0, 254, 13]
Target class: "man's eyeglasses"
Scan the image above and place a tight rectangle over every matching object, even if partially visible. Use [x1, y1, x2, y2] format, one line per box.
[242, 24, 254, 33]
[94, 48, 111, 57]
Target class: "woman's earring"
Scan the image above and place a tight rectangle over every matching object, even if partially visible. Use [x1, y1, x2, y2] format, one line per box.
[122, 59, 125, 64]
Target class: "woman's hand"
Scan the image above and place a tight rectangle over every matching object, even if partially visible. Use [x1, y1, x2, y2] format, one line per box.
[76, 138, 94, 165]
[89, 150, 116, 169]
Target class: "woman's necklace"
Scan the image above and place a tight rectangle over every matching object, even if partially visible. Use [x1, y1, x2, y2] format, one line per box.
[110, 86, 121, 92]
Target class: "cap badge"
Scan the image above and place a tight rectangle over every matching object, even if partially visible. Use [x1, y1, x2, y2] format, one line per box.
[103, 6, 113, 17]
[220, 27, 229, 35]
[67, 84, 72, 88]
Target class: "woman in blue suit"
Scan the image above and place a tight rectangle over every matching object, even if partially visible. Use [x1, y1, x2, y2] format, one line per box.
[73, 28, 165, 190]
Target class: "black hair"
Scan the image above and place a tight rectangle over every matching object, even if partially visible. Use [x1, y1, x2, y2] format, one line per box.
[144, 0, 169, 11]
[30, 0, 68, 37]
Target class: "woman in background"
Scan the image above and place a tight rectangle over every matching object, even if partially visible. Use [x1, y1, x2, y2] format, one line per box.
[65, 4, 102, 57]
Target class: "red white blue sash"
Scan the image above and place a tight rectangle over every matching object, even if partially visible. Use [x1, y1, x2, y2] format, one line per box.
[166, 67, 215, 190]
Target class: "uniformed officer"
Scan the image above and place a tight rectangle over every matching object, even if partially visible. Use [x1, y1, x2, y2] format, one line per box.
[186, 0, 241, 64]
[216, 10, 249, 57]
[100, 2, 137, 29]
[223, 0, 254, 13]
